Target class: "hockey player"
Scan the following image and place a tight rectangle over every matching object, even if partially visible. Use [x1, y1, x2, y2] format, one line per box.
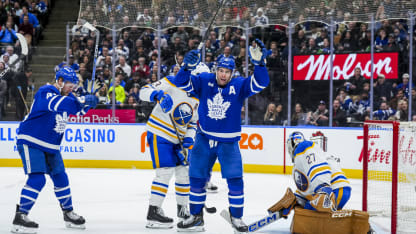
[266, 131, 368, 234]
[11, 67, 98, 233]
[174, 39, 270, 233]
[139, 63, 210, 229]
[285, 131, 351, 212]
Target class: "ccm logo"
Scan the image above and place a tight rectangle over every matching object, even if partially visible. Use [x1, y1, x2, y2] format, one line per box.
[332, 211, 352, 218]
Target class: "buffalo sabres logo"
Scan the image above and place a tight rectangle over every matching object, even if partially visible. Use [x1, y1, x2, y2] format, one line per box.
[173, 102, 193, 126]
[294, 169, 309, 192]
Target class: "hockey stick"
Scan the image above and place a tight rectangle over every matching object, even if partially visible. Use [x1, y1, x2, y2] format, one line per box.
[168, 113, 188, 164]
[186, 0, 226, 68]
[168, 114, 217, 214]
[17, 87, 29, 113]
[220, 209, 283, 232]
[82, 22, 100, 94]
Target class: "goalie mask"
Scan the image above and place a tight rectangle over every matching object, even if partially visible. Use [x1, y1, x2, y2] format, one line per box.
[191, 62, 210, 76]
[286, 131, 305, 162]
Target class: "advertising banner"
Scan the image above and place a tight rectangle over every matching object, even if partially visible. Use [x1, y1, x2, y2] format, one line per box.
[293, 52, 398, 80]
[68, 109, 136, 123]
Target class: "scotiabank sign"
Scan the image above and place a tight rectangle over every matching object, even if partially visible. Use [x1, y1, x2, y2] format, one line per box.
[69, 109, 136, 123]
[293, 52, 398, 80]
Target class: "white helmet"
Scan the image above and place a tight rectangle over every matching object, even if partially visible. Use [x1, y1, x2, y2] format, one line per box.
[191, 62, 210, 76]
[286, 131, 305, 162]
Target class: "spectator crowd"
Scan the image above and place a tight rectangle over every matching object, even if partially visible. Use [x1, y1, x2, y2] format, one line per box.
[0, 0, 49, 121]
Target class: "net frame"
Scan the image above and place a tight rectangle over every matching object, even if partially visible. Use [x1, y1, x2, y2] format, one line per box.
[363, 120, 416, 234]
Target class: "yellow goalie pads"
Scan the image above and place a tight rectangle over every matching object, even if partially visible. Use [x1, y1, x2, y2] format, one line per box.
[291, 207, 370, 234]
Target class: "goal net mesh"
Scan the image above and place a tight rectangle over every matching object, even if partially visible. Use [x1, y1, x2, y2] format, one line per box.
[78, 0, 416, 31]
[366, 121, 416, 233]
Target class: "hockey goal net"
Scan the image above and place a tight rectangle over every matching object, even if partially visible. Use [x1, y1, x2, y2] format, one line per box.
[363, 120, 416, 234]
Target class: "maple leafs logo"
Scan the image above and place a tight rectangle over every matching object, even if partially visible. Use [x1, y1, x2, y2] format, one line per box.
[207, 92, 230, 120]
[54, 112, 68, 134]
[250, 136, 260, 146]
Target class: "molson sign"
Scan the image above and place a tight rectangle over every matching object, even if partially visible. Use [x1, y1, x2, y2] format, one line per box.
[293, 52, 399, 80]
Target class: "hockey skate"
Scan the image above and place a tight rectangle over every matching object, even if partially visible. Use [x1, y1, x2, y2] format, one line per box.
[11, 205, 38, 234]
[146, 205, 173, 229]
[177, 204, 190, 221]
[177, 211, 204, 232]
[230, 216, 248, 234]
[205, 181, 218, 193]
[63, 209, 86, 229]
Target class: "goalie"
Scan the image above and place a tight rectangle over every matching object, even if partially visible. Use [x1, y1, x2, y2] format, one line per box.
[266, 131, 370, 234]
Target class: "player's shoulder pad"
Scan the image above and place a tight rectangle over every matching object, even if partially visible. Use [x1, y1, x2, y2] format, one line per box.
[294, 141, 314, 157]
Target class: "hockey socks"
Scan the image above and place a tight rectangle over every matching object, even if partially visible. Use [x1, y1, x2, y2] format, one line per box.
[189, 177, 206, 215]
[227, 177, 244, 218]
[18, 173, 46, 214]
[51, 171, 73, 211]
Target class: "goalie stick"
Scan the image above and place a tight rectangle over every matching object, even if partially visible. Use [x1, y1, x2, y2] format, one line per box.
[220, 209, 283, 232]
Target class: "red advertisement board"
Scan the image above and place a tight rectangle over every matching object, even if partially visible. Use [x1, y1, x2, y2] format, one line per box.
[69, 109, 136, 123]
[293, 52, 399, 80]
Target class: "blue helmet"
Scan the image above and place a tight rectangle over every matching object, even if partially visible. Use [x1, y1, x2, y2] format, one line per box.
[217, 57, 235, 71]
[286, 131, 305, 162]
[55, 66, 78, 85]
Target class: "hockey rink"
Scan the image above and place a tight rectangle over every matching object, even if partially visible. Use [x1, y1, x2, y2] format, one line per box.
[0, 167, 388, 234]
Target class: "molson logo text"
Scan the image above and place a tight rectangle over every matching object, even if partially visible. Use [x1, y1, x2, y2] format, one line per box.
[293, 52, 398, 80]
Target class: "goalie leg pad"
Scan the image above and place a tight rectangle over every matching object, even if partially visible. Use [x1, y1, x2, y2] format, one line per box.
[291, 207, 370, 234]
[175, 165, 190, 206]
[149, 167, 175, 207]
[267, 188, 296, 216]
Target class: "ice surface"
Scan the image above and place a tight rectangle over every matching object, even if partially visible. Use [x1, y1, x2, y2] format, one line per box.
[0, 167, 388, 234]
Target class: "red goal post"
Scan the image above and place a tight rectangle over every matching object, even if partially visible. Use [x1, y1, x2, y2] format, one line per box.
[362, 120, 416, 234]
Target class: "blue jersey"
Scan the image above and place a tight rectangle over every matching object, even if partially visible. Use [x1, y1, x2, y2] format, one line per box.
[16, 85, 90, 154]
[173, 66, 269, 142]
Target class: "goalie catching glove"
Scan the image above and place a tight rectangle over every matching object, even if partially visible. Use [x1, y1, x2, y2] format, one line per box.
[248, 38, 271, 66]
[268, 188, 297, 218]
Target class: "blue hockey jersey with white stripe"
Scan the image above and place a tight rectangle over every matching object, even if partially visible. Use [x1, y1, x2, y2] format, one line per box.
[292, 140, 350, 204]
[16, 85, 90, 153]
[173, 65, 269, 142]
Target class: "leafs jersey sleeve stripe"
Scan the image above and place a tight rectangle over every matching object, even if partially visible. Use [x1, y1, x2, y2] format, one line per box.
[53, 96, 67, 111]
[240, 65, 270, 98]
[47, 95, 59, 111]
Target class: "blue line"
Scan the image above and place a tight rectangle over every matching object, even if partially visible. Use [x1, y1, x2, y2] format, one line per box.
[148, 118, 177, 135]
[311, 171, 331, 183]
[307, 162, 329, 176]
[175, 183, 190, 187]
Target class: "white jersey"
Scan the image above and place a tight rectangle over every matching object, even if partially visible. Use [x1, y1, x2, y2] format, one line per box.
[292, 140, 350, 205]
[139, 76, 199, 144]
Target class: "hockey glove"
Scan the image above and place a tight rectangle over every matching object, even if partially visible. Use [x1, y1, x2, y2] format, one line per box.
[267, 188, 297, 218]
[309, 186, 337, 213]
[175, 147, 189, 166]
[183, 50, 200, 70]
[151, 90, 173, 113]
[248, 38, 271, 66]
[84, 94, 99, 108]
[182, 137, 194, 149]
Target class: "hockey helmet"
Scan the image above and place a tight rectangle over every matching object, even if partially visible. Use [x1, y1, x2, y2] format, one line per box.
[191, 62, 210, 76]
[217, 57, 235, 71]
[286, 131, 305, 162]
[55, 66, 79, 85]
